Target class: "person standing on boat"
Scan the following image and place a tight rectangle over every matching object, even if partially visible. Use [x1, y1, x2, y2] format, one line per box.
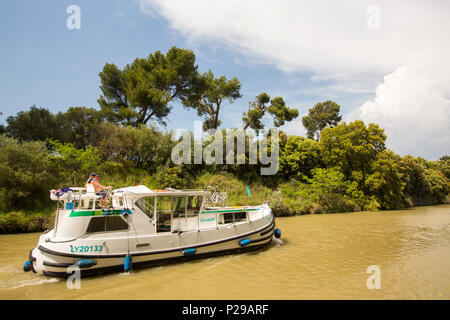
[85, 173, 112, 208]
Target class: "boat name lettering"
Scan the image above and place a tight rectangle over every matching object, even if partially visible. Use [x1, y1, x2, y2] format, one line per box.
[200, 217, 216, 222]
[70, 245, 103, 253]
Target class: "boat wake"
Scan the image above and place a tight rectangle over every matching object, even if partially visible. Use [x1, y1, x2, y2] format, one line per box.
[2, 277, 59, 290]
[272, 238, 284, 246]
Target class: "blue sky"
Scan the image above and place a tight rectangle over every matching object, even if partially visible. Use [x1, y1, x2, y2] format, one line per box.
[1, 0, 449, 159]
[0, 1, 370, 131]
[0, 1, 180, 121]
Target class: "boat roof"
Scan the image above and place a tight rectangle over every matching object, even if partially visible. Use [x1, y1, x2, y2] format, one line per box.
[50, 185, 208, 201]
[112, 185, 207, 198]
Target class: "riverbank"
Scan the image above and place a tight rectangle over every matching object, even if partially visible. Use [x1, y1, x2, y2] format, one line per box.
[0, 170, 450, 234]
[1, 176, 448, 234]
[0, 209, 54, 234]
[1, 172, 449, 234]
[2, 123, 449, 230]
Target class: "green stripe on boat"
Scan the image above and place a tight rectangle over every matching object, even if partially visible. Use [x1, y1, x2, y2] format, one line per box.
[69, 208, 254, 216]
[69, 209, 132, 217]
[201, 208, 258, 214]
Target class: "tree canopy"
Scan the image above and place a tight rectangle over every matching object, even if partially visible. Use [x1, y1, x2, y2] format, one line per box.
[242, 93, 299, 133]
[61, 106, 103, 149]
[98, 46, 200, 127]
[302, 100, 342, 140]
[5, 106, 68, 142]
[182, 70, 242, 130]
[0, 136, 55, 210]
[319, 120, 386, 188]
[279, 136, 322, 181]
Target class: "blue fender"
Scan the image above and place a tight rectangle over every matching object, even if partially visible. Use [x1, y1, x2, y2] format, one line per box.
[75, 259, 97, 269]
[124, 254, 132, 272]
[274, 228, 282, 238]
[239, 238, 251, 246]
[183, 248, 197, 256]
[273, 228, 281, 238]
[23, 260, 32, 272]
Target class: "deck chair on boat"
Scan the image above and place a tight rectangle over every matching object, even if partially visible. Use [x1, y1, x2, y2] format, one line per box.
[80, 184, 104, 209]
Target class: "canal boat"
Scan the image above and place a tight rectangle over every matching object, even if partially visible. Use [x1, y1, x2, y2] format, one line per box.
[23, 185, 280, 277]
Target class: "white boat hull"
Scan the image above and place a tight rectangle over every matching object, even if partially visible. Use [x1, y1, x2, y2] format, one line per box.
[29, 208, 276, 277]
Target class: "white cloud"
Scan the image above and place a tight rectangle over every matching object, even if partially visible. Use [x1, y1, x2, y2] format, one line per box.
[283, 116, 308, 137]
[139, 0, 450, 76]
[138, 0, 450, 158]
[348, 66, 450, 159]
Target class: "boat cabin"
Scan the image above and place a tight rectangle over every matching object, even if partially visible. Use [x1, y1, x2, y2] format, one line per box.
[50, 185, 251, 239]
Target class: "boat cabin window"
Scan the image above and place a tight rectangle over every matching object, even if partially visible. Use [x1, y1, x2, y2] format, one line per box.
[171, 196, 203, 218]
[172, 196, 203, 218]
[155, 195, 203, 232]
[172, 196, 186, 218]
[156, 196, 172, 232]
[86, 216, 128, 233]
[135, 197, 155, 219]
[187, 196, 202, 217]
[219, 211, 247, 224]
[235, 211, 247, 222]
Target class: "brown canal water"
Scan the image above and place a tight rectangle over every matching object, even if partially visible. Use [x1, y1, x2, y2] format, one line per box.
[0, 205, 449, 300]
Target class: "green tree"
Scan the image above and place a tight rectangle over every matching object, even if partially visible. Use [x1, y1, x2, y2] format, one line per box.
[182, 70, 241, 130]
[365, 150, 406, 209]
[0, 136, 55, 211]
[319, 120, 386, 190]
[98, 47, 200, 126]
[5, 106, 68, 142]
[302, 100, 342, 140]
[299, 168, 367, 213]
[423, 168, 449, 204]
[95, 124, 135, 167]
[60, 106, 103, 149]
[242, 93, 299, 133]
[279, 136, 322, 181]
[93, 124, 175, 172]
[398, 155, 431, 204]
[49, 140, 101, 186]
[156, 165, 190, 189]
[130, 125, 175, 172]
[437, 155, 450, 179]
[397, 155, 449, 205]
[220, 128, 260, 180]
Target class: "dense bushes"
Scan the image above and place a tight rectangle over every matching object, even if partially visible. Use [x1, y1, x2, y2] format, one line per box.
[50, 141, 102, 186]
[0, 211, 54, 233]
[279, 136, 322, 182]
[0, 136, 56, 211]
[0, 114, 449, 233]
